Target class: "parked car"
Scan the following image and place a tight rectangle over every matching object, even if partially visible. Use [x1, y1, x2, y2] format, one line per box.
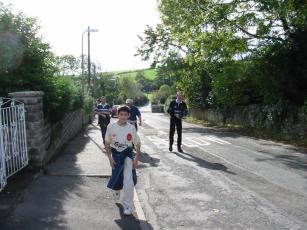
[111, 105, 120, 117]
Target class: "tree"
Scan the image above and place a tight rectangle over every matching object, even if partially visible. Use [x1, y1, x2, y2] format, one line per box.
[137, 0, 307, 107]
[0, 3, 84, 121]
[0, 3, 57, 96]
[135, 71, 150, 91]
[56, 54, 81, 76]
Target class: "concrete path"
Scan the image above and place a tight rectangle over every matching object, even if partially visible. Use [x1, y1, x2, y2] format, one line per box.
[1, 122, 143, 230]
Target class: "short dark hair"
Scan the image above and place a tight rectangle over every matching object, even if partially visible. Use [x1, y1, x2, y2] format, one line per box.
[117, 105, 130, 114]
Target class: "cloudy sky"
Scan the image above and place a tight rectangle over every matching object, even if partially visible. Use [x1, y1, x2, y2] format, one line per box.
[1, 0, 160, 71]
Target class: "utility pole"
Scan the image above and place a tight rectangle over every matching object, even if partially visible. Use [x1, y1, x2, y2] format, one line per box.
[93, 63, 96, 96]
[87, 26, 91, 88]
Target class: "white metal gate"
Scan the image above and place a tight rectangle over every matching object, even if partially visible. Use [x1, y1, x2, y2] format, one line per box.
[0, 98, 28, 191]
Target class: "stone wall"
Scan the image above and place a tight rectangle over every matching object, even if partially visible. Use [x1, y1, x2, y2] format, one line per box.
[190, 105, 306, 138]
[8, 91, 45, 167]
[9, 91, 88, 168]
[42, 110, 86, 166]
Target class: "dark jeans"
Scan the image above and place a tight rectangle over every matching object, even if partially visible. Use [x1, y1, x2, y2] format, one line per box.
[107, 147, 137, 190]
[99, 123, 108, 145]
[169, 116, 182, 147]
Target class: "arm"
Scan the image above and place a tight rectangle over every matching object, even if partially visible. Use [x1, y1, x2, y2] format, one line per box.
[133, 132, 141, 168]
[105, 142, 115, 169]
[138, 116, 142, 126]
[133, 142, 141, 168]
[104, 125, 115, 169]
[137, 108, 142, 126]
[167, 101, 175, 116]
[183, 102, 188, 116]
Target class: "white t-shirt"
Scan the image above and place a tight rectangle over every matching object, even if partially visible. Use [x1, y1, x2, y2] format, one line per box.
[105, 122, 141, 152]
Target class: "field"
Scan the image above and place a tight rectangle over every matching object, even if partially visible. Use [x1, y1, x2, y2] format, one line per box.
[105, 68, 157, 80]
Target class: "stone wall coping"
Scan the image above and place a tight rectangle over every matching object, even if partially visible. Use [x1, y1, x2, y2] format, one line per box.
[8, 91, 44, 97]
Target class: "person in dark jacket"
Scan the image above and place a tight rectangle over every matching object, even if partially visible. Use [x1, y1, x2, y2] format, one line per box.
[95, 96, 111, 147]
[125, 98, 142, 131]
[167, 91, 188, 153]
[105, 105, 141, 216]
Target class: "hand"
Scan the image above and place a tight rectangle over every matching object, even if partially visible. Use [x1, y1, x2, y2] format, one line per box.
[133, 158, 139, 169]
[138, 121, 142, 126]
[109, 157, 116, 169]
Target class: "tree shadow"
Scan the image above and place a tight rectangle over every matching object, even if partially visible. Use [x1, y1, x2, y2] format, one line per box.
[172, 150, 236, 175]
[114, 203, 154, 230]
[256, 151, 307, 172]
[0, 123, 111, 229]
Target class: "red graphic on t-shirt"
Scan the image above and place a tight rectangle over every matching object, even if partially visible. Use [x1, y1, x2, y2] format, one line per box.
[127, 133, 132, 141]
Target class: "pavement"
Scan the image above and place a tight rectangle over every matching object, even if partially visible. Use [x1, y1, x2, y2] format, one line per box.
[0, 120, 149, 230]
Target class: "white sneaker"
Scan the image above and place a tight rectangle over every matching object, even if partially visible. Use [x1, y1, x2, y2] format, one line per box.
[123, 206, 132, 215]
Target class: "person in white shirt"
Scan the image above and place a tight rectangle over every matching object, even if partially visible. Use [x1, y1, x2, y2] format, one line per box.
[105, 105, 141, 215]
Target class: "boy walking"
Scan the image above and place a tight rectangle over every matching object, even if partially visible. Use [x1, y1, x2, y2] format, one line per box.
[105, 106, 141, 215]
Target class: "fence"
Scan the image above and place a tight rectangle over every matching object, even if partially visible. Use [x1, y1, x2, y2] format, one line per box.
[0, 98, 28, 191]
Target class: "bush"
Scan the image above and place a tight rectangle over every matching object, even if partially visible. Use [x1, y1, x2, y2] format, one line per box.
[83, 90, 94, 116]
[44, 76, 83, 122]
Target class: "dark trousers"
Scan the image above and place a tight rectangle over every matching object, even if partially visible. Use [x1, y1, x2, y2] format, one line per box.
[169, 116, 182, 147]
[99, 123, 108, 145]
[133, 122, 138, 131]
[128, 120, 138, 131]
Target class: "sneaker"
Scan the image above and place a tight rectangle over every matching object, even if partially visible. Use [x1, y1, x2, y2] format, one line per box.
[123, 206, 132, 215]
[177, 147, 183, 153]
[169, 145, 173, 152]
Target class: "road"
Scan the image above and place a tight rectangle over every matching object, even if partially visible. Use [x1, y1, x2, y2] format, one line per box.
[136, 105, 307, 230]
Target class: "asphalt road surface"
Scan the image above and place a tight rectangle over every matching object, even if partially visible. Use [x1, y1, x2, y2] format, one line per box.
[135, 105, 307, 230]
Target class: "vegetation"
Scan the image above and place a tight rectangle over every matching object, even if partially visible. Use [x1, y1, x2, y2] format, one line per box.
[0, 3, 85, 122]
[136, 0, 307, 109]
[94, 72, 148, 106]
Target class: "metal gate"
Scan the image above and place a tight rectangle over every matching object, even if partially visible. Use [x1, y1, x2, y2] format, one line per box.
[0, 98, 28, 191]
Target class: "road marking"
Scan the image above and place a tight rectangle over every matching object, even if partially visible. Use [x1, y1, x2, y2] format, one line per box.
[158, 130, 167, 136]
[201, 135, 231, 145]
[181, 141, 198, 148]
[146, 136, 169, 149]
[146, 135, 249, 172]
[146, 135, 231, 150]
[134, 188, 149, 230]
[187, 137, 211, 145]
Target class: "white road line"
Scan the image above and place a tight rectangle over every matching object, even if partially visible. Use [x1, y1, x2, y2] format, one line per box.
[146, 136, 169, 149]
[201, 136, 231, 145]
[158, 130, 167, 136]
[186, 137, 211, 146]
[145, 135, 249, 171]
[182, 141, 198, 148]
[134, 188, 150, 230]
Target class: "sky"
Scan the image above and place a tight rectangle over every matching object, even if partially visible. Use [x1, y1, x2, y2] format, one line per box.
[1, 0, 160, 71]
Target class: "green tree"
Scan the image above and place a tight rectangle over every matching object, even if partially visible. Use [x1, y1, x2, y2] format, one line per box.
[0, 3, 85, 121]
[56, 54, 81, 76]
[137, 0, 307, 107]
[0, 3, 57, 96]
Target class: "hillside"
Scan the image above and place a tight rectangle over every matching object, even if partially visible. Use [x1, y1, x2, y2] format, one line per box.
[105, 68, 157, 80]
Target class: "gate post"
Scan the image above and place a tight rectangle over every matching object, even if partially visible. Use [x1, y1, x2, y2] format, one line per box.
[8, 91, 45, 168]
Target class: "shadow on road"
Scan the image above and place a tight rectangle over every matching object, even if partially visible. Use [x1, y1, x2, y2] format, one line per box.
[173, 150, 236, 175]
[114, 203, 154, 230]
[139, 152, 160, 168]
[256, 152, 307, 172]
